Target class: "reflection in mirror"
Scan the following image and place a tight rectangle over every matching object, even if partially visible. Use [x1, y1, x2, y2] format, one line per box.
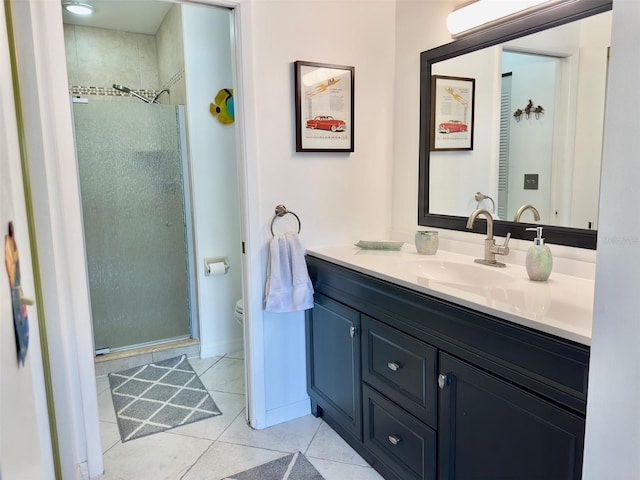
[419, 0, 612, 249]
[430, 12, 610, 229]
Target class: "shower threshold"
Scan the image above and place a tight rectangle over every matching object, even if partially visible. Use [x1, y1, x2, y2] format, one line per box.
[94, 337, 199, 376]
[95, 334, 192, 357]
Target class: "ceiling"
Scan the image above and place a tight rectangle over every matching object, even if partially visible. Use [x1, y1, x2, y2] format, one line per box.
[61, 0, 173, 35]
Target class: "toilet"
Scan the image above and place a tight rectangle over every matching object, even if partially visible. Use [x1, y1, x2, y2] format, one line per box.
[234, 299, 244, 326]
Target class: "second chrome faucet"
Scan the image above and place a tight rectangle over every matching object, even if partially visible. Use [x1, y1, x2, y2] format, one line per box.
[466, 208, 511, 267]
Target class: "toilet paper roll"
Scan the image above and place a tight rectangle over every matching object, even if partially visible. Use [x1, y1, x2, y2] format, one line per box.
[207, 261, 227, 276]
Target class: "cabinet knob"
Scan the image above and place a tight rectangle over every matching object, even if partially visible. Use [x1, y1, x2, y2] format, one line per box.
[387, 362, 401, 372]
[387, 435, 402, 446]
[349, 326, 358, 337]
[438, 373, 449, 389]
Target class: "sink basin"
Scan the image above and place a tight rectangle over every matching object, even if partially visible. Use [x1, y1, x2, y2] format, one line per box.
[401, 259, 515, 287]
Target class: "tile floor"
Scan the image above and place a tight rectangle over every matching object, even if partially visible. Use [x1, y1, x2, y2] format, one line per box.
[95, 350, 384, 480]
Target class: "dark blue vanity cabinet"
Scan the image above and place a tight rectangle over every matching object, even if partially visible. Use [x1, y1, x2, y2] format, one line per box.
[306, 293, 362, 444]
[305, 255, 589, 480]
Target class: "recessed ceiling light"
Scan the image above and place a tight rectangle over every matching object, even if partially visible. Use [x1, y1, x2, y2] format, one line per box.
[63, 2, 95, 16]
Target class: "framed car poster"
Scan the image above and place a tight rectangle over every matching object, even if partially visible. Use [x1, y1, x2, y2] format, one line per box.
[430, 75, 475, 151]
[294, 61, 354, 152]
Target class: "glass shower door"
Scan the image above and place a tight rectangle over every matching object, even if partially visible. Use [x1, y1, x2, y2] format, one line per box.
[73, 102, 191, 352]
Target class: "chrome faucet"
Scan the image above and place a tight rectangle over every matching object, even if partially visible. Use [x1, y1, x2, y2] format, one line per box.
[466, 208, 511, 267]
[513, 204, 541, 223]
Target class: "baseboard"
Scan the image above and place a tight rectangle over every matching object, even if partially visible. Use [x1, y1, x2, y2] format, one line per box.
[264, 397, 311, 428]
[200, 337, 243, 359]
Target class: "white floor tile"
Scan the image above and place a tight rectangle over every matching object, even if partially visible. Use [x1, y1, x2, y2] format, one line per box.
[307, 457, 386, 480]
[99, 421, 121, 453]
[95, 355, 377, 480]
[182, 442, 288, 480]
[198, 357, 245, 394]
[226, 349, 244, 360]
[218, 413, 322, 453]
[95, 375, 110, 395]
[97, 386, 117, 423]
[306, 421, 370, 466]
[167, 391, 246, 441]
[188, 356, 222, 377]
[99, 431, 211, 480]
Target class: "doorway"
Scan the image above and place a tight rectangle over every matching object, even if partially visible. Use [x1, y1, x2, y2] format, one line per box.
[62, 1, 243, 359]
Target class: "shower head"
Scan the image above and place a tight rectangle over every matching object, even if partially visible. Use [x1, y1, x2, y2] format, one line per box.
[112, 83, 153, 103]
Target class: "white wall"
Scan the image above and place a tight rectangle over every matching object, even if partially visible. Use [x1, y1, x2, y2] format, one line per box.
[430, 47, 501, 217]
[182, 5, 243, 358]
[583, 0, 640, 477]
[0, 4, 53, 477]
[504, 54, 556, 223]
[392, 0, 452, 236]
[243, 0, 397, 427]
[570, 12, 611, 231]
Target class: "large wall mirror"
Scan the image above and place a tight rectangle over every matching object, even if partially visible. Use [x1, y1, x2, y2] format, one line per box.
[418, 0, 612, 249]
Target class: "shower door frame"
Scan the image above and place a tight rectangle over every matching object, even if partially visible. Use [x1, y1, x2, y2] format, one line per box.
[71, 101, 198, 354]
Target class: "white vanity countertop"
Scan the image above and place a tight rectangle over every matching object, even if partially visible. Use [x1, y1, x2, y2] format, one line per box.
[306, 244, 594, 346]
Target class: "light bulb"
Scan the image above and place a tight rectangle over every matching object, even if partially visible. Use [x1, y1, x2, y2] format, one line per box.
[63, 2, 95, 16]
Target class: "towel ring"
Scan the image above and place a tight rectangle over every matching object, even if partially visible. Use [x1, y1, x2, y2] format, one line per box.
[474, 191, 496, 213]
[270, 204, 301, 237]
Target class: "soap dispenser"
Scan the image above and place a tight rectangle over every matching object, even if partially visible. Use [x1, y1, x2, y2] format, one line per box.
[525, 226, 552, 281]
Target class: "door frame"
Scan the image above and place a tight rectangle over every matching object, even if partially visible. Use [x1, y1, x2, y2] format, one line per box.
[7, 0, 265, 477]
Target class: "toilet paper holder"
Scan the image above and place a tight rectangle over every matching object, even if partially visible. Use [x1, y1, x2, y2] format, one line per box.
[204, 256, 230, 276]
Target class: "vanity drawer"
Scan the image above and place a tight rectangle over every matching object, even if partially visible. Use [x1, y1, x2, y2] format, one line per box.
[363, 384, 436, 480]
[362, 315, 437, 428]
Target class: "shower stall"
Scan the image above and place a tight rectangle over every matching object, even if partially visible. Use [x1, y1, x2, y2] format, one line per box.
[72, 100, 196, 354]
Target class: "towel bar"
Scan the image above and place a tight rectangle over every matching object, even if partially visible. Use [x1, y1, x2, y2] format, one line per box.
[270, 204, 301, 236]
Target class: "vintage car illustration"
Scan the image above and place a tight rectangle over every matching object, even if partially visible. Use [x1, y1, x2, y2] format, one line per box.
[438, 120, 468, 134]
[306, 115, 346, 132]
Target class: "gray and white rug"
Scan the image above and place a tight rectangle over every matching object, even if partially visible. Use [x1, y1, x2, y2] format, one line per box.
[108, 354, 221, 442]
[224, 452, 324, 480]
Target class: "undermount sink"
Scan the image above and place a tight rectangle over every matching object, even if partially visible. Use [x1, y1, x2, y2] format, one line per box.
[401, 259, 515, 287]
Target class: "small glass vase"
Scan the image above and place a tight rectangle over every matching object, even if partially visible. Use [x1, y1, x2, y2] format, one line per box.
[415, 231, 439, 255]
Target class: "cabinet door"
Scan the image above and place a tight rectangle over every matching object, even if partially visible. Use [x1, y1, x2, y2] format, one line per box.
[306, 293, 362, 441]
[438, 353, 585, 480]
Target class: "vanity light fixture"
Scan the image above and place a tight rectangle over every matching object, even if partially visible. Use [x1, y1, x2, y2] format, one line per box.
[446, 0, 554, 37]
[63, 2, 95, 16]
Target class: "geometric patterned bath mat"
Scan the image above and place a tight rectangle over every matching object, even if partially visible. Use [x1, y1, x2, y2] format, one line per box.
[224, 451, 324, 480]
[108, 354, 222, 442]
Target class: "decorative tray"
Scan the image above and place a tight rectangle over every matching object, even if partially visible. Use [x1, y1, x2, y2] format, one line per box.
[354, 240, 404, 251]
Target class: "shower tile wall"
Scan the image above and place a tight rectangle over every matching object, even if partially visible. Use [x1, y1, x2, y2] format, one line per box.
[156, 4, 187, 105]
[63, 3, 186, 105]
[64, 24, 159, 94]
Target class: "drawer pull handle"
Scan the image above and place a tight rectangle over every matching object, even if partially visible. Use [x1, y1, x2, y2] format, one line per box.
[387, 362, 401, 372]
[388, 435, 402, 446]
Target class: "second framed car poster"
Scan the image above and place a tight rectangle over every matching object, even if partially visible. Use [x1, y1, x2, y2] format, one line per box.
[430, 75, 475, 151]
[295, 61, 354, 152]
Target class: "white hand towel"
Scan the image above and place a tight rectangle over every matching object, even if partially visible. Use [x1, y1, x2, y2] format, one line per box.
[264, 232, 314, 313]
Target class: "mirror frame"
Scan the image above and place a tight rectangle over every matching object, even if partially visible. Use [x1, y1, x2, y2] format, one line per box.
[418, 0, 612, 250]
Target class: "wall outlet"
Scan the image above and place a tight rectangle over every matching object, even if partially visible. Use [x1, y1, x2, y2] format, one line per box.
[524, 174, 539, 190]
